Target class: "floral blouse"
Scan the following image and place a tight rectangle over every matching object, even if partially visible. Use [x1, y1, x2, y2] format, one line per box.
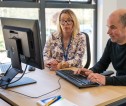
[43, 32, 86, 67]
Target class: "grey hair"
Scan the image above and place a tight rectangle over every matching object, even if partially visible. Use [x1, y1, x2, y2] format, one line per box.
[120, 13, 126, 27]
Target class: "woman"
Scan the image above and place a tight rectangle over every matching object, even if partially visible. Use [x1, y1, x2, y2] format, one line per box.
[43, 9, 86, 71]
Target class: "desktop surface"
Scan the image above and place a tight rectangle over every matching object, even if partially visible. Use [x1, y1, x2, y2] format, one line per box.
[0, 98, 11, 106]
[0, 67, 126, 106]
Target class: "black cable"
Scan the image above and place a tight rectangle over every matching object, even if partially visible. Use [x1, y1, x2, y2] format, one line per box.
[1, 64, 11, 73]
[5, 78, 62, 98]
[0, 64, 27, 87]
[0, 66, 62, 98]
[7, 64, 28, 85]
[0, 62, 11, 69]
[24, 71, 33, 74]
[6, 64, 11, 71]
[0, 63, 11, 76]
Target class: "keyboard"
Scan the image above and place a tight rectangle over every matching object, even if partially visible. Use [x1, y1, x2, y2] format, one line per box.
[56, 70, 99, 88]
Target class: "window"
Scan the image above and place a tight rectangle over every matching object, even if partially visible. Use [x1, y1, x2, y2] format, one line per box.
[0, 8, 38, 50]
[46, 0, 91, 3]
[0, 0, 97, 67]
[0, 7, 38, 62]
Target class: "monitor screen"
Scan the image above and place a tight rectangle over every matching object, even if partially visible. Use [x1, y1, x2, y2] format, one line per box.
[0, 17, 44, 88]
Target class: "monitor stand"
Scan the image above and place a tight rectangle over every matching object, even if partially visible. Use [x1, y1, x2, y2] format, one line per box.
[7, 77, 37, 88]
[0, 68, 37, 89]
[0, 37, 37, 89]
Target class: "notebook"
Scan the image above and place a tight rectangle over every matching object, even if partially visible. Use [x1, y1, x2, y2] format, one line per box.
[50, 98, 78, 106]
[37, 95, 78, 106]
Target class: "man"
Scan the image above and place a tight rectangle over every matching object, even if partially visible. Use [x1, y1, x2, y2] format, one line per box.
[75, 9, 126, 86]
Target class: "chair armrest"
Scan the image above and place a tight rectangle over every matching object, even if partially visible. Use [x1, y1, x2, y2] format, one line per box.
[100, 70, 114, 76]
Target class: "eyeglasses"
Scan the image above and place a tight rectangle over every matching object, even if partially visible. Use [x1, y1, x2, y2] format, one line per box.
[60, 20, 73, 25]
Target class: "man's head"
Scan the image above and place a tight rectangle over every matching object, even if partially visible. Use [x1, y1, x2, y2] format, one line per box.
[107, 9, 126, 45]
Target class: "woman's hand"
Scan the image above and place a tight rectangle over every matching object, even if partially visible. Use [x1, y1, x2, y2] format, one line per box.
[45, 59, 70, 71]
[60, 61, 69, 69]
[45, 59, 59, 70]
[50, 61, 69, 71]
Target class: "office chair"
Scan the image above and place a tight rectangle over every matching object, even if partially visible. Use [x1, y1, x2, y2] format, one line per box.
[82, 32, 91, 68]
[82, 32, 114, 76]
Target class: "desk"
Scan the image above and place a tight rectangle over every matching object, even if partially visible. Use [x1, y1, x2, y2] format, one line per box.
[0, 98, 11, 106]
[0, 67, 126, 106]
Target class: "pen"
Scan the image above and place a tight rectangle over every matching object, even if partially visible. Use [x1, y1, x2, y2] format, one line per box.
[45, 95, 61, 106]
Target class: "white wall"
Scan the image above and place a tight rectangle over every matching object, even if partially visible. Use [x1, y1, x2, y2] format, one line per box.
[117, 0, 126, 9]
[97, 0, 117, 60]
[97, 0, 117, 71]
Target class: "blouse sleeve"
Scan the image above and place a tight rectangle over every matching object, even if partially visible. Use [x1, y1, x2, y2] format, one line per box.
[43, 35, 52, 62]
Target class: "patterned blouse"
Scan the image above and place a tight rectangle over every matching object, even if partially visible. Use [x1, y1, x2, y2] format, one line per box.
[43, 32, 86, 67]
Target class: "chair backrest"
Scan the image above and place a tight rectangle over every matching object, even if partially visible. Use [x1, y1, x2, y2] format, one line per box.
[82, 32, 91, 68]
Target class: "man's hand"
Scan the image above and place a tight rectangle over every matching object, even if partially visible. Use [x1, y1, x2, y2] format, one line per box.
[88, 73, 106, 85]
[74, 68, 93, 76]
[74, 68, 106, 85]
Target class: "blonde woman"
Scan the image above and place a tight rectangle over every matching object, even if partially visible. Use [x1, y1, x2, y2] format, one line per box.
[43, 9, 86, 71]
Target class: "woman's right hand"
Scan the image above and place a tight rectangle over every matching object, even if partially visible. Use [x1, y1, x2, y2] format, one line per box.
[47, 59, 58, 66]
[46, 59, 59, 71]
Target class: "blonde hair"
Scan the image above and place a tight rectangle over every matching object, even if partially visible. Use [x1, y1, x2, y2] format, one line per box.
[57, 9, 80, 37]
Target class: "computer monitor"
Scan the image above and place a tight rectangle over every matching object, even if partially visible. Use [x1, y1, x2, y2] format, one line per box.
[0, 17, 44, 88]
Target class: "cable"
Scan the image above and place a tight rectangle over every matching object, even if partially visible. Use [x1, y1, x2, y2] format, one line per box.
[0, 64, 27, 88]
[0, 65, 62, 98]
[4, 78, 62, 98]
[24, 71, 33, 74]
[0, 63, 11, 70]
[0, 64, 11, 74]
[8, 65, 28, 84]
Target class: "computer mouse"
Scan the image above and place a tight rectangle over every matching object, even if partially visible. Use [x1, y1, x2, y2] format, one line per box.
[28, 65, 35, 71]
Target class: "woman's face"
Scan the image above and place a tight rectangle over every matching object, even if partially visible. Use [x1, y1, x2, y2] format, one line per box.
[60, 13, 74, 35]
